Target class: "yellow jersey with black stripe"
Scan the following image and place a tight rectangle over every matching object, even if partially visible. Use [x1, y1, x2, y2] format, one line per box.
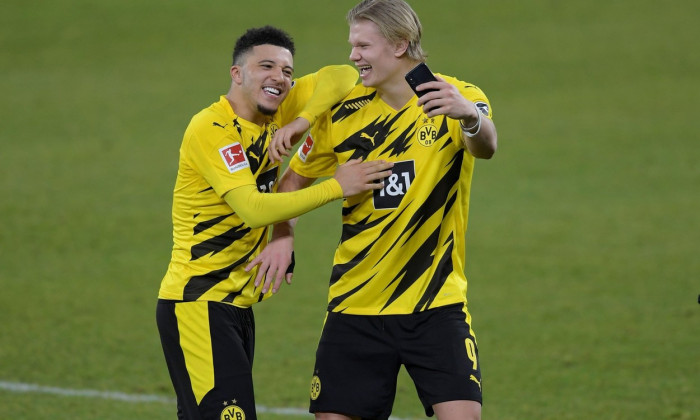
[289, 74, 493, 315]
[159, 66, 357, 307]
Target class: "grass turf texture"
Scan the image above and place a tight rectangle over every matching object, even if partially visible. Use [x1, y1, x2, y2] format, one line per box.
[1, 0, 698, 419]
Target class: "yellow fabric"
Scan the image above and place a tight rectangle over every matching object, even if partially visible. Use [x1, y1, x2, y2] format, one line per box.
[223, 179, 342, 229]
[159, 65, 357, 307]
[290, 74, 493, 315]
[175, 302, 214, 404]
[295, 65, 359, 126]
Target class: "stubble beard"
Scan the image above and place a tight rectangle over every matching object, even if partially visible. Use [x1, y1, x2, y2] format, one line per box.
[257, 104, 277, 116]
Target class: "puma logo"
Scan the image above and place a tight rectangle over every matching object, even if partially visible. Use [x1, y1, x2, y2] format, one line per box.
[361, 131, 377, 146]
[469, 375, 482, 391]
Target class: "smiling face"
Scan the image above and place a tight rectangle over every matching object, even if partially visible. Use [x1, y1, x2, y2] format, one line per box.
[231, 44, 294, 122]
[348, 19, 406, 92]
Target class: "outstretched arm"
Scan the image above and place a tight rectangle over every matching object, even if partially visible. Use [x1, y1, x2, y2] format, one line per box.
[224, 159, 392, 229]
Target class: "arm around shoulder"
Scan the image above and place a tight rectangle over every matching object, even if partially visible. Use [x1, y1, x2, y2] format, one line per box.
[296, 65, 358, 125]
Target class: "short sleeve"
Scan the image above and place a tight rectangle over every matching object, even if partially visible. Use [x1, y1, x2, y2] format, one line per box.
[288, 111, 338, 179]
[183, 115, 257, 197]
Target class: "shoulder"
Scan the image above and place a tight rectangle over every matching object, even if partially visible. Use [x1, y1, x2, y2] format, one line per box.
[183, 98, 236, 150]
[336, 84, 376, 109]
[188, 97, 232, 130]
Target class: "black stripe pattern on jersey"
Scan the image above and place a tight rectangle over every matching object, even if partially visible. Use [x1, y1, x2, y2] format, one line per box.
[332, 92, 376, 123]
[190, 222, 251, 261]
[328, 150, 464, 314]
[381, 151, 463, 312]
[193, 213, 233, 235]
[334, 109, 410, 161]
[245, 129, 268, 174]
[184, 229, 267, 301]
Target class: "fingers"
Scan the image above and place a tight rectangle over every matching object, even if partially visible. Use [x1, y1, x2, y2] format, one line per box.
[269, 135, 290, 164]
[424, 104, 444, 118]
[270, 118, 307, 164]
[253, 256, 294, 294]
[342, 158, 363, 167]
[261, 270, 275, 294]
[365, 161, 393, 190]
[337, 159, 396, 197]
[245, 257, 259, 273]
[357, 161, 393, 191]
[260, 264, 293, 293]
[269, 144, 290, 164]
[253, 262, 269, 289]
[361, 160, 393, 177]
[260, 264, 280, 293]
[362, 160, 393, 171]
[416, 77, 464, 117]
[247, 255, 265, 286]
[271, 273, 286, 294]
[269, 146, 282, 164]
[269, 131, 294, 164]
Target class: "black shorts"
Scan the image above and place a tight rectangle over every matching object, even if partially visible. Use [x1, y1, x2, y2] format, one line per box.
[309, 303, 481, 419]
[156, 300, 256, 420]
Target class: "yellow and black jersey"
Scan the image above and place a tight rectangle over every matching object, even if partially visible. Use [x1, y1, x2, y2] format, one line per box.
[159, 66, 357, 307]
[289, 74, 493, 315]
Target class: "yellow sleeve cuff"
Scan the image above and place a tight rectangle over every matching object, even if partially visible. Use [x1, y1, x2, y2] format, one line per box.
[296, 111, 315, 126]
[223, 179, 342, 228]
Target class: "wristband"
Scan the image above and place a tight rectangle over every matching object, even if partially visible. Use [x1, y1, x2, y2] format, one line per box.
[460, 103, 482, 138]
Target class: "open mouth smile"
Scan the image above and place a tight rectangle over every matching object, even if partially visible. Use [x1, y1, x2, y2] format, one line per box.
[262, 86, 282, 97]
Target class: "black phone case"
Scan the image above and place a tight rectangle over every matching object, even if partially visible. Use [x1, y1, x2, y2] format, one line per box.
[405, 62, 438, 97]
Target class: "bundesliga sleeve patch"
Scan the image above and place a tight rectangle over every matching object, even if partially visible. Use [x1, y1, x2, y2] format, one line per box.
[298, 134, 314, 163]
[475, 101, 490, 117]
[219, 142, 250, 173]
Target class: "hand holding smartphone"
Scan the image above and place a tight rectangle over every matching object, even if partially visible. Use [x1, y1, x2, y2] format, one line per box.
[405, 62, 438, 97]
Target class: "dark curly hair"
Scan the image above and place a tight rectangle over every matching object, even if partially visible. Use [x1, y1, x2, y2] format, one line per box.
[232, 26, 295, 66]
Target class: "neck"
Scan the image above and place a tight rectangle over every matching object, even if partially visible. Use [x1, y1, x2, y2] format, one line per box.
[375, 60, 421, 111]
[376, 81, 415, 111]
[225, 89, 268, 126]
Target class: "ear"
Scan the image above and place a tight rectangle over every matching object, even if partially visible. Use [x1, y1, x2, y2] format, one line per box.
[394, 39, 409, 58]
[230, 65, 243, 84]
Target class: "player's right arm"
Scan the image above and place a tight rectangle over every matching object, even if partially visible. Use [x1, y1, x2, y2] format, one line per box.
[416, 75, 497, 159]
[187, 107, 390, 231]
[244, 167, 318, 293]
[222, 158, 391, 229]
[244, 108, 350, 292]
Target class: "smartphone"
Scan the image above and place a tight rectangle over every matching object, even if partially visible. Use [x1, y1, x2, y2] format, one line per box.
[405, 62, 438, 97]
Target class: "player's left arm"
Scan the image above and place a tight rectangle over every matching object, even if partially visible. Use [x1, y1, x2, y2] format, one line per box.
[416, 76, 497, 159]
[270, 65, 358, 162]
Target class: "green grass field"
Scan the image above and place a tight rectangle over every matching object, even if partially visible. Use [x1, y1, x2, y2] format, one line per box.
[1, 0, 698, 419]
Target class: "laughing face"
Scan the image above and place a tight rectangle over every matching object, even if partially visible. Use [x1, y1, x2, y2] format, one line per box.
[348, 19, 405, 91]
[233, 44, 294, 119]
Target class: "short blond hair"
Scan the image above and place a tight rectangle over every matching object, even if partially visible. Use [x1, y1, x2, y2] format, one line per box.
[347, 0, 427, 61]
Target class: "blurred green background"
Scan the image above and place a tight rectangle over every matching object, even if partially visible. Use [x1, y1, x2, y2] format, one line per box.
[1, 0, 698, 419]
